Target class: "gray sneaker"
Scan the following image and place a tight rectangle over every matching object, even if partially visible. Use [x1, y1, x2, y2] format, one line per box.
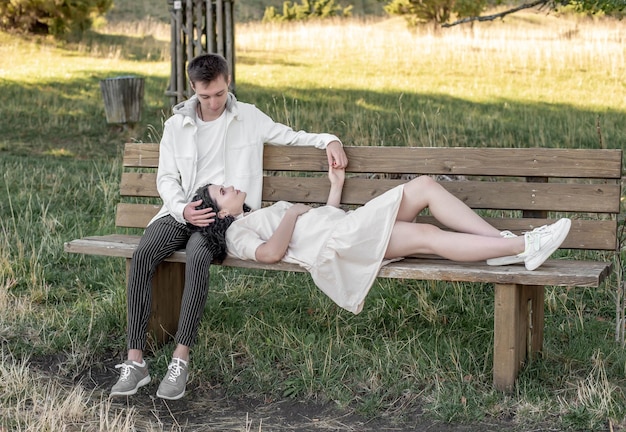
[110, 360, 151, 397]
[524, 218, 571, 271]
[486, 230, 523, 266]
[156, 358, 188, 400]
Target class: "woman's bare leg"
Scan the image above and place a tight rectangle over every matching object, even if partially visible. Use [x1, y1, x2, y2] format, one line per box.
[384, 221, 525, 261]
[397, 176, 501, 237]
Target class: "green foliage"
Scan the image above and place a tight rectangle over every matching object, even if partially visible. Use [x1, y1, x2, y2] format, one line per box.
[560, 0, 626, 15]
[383, 0, 490, 26]
[263, 0, 353, 22]
[0, 0, 113, 36]
[381, 0, 625, 27]
[239, 0, 383, 21]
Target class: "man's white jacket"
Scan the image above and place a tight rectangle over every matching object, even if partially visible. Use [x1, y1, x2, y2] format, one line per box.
[150, 93, 341, 225]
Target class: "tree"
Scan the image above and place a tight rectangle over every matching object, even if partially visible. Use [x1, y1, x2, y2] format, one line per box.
[380, 0, 625, 28]
[0, 0, 113, 36]
[383, 0, 493, 28]
[263, 0, 353, 22]
[443, 0, 625, 27]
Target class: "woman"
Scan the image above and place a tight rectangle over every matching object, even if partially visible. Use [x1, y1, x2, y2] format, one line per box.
[190, 167, 571, 314]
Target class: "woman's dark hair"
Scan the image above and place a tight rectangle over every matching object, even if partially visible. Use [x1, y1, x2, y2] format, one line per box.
[187, 184, 250, 263]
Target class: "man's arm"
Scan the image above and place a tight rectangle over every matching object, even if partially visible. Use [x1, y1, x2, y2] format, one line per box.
[157, 118, 216, 226]
[250, 106, 349, 168]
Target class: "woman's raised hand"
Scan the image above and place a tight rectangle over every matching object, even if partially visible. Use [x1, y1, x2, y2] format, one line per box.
[328, 165, 345, 186]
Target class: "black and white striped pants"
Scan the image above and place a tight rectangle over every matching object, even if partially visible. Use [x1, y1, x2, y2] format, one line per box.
[126, 215, 213, 350]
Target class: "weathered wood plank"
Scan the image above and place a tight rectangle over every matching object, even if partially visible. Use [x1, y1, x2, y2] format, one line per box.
[120, 173, 621, 215]
[64, 236, 612, 287]
[114, 202, 618, 250]
[263, 146, 623, 178]
[136, 259, 184, 344]
[125, 143, 623, 178]
[493, 283, 523, 392]
[123, 143, 160, 167]
[492, 283, 545, 392]
[419, 216, 617, 251]
[115, 203, 161, 228]
[524, 285, 545, 356]
[262, 177, 622, 213]
[124, 143, 622, 179]
[120, 173, 159, 197]
[376, 258, 611, 287]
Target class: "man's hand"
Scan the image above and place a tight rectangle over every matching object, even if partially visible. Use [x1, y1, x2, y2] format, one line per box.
[326, 140, 348, 169]
[183, 199, 216, 227]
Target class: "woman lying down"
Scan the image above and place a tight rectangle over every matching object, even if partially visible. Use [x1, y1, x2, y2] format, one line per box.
[189, 166, 570, 314]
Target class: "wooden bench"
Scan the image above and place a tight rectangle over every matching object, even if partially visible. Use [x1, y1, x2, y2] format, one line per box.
[64, 143, 623, 391]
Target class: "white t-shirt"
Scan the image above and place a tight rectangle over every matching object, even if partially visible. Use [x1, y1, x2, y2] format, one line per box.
[195, 110, 227, 189]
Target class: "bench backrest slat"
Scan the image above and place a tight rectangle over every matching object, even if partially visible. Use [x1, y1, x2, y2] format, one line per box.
[263, 146, 623, 179]
[262, 177, 621, 212]
[115, 203, 161, 228]
[123, 143, 160, 167]
[114, 206, 618, 250]
[118, 143, 622, 252]
[120, 173, 621, 213]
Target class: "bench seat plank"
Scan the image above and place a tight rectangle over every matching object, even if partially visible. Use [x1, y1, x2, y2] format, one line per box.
[64, 235, 612, 288]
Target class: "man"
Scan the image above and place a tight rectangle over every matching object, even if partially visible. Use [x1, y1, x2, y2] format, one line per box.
[110, 53, 348, 400]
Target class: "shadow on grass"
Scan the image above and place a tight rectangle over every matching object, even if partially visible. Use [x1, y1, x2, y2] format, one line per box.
[0, 72, 171, 159]
[0, 76, 623, 163]
[65, 30, 170, 62]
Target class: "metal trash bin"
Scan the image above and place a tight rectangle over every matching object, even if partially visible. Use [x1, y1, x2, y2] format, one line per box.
[100, 76, 145, 124]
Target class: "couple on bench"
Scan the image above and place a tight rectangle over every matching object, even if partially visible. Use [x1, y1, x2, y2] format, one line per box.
[109, 53, 570, 401]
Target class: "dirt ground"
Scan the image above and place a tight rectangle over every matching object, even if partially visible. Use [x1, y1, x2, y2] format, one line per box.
[26, 352, 620, 431]
[71, 357, 520, 432]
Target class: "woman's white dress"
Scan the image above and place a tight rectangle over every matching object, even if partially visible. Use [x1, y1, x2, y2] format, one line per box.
[226, 185, 405, 314]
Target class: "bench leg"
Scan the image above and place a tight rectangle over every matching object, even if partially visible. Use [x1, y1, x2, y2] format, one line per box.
[125, 259, 185, 345]
[493, 283, 544, 391]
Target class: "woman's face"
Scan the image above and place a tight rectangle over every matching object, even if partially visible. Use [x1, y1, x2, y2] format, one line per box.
[208, 185, 247, 217]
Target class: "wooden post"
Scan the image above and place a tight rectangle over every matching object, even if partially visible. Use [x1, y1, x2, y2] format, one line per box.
[216, 0, 224, 56]
[100, 77, 145, 124]
[166, 0, 236, 107]
[523, 284, 545, 357]
[493, 283, 545, 391]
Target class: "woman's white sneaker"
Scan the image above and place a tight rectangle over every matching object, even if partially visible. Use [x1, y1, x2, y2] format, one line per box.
[523, 218, 571, 271]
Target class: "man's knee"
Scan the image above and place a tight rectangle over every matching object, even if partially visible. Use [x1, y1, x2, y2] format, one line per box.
[186, 234, 214, 266]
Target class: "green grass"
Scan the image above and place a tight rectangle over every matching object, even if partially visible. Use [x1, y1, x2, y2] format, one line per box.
[0, 10, 625, 432]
